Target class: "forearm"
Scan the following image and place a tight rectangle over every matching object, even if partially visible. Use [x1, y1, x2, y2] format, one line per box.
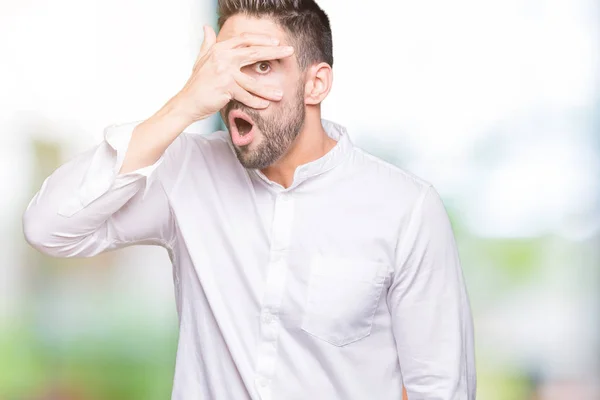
[23, 119, 178, 258]
[120, 98, 193, 174]
[23, 141, 146, 257]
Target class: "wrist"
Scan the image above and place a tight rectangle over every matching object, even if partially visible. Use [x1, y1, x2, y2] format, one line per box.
[135, 100, 194, 145]
[153, 97, 196, 129]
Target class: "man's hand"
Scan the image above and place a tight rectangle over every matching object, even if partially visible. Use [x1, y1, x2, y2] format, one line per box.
[173, 25, 294, 123]
[119, 26, 294, 175]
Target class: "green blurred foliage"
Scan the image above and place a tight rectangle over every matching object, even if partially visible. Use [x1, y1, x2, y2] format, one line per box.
[0, 326, 177, 400]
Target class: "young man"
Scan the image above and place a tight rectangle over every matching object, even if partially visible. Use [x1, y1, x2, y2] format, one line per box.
[23, 1, 476, 399]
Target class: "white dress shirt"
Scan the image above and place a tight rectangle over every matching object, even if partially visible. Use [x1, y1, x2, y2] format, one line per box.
[23, 119, 476, 400]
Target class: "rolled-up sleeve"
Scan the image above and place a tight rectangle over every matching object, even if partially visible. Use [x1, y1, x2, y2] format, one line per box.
[387, 185, 476, 400]
[23, 121, 178, 258]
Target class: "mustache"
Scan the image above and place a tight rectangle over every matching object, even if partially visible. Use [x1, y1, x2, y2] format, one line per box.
[225, 100, 261, 120]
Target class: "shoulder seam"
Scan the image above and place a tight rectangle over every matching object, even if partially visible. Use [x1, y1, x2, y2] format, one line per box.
[352, 147, 431, 188]
[392, 184, 434, 272]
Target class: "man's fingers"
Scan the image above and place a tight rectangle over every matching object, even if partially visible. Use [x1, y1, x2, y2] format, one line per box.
[236, 45, 295, 67]
[231, 85, 270, 110]
[221, 33, 281, 49]
[235, 72, 283, 102]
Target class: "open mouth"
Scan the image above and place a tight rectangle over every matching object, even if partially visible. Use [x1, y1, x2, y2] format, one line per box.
[228, 109, 257, 147]
[234, 117, 253, 136]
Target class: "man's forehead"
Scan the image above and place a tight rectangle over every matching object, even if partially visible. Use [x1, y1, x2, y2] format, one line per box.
[217, 14, 288, 44]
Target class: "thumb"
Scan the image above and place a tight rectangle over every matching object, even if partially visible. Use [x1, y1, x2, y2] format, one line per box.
[197, 25, 217, 60]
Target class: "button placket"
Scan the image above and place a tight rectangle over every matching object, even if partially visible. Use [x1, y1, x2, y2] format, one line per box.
[254, 192, 295, 399]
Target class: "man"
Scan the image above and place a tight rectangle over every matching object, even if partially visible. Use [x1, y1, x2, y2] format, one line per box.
[22, 0, 476, 399]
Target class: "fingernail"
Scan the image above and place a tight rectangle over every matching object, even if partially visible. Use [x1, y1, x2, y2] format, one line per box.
[271, 37, 280, 45]
[274, 90, 283, 97]
[285, 46, 294, 52]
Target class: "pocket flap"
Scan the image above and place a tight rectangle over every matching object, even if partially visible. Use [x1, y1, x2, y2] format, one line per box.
[310, 255, 389, 283]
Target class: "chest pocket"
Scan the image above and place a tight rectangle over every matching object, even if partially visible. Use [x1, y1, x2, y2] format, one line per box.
[301, 255, 389, 346]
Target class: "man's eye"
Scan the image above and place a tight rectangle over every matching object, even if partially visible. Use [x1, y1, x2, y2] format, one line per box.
[255, 62, 271, 74]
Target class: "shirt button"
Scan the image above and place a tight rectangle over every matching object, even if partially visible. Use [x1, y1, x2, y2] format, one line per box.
[271, 252, 283, 263]
[279, 193, 290, 202]
[261, 312, 274, 323]
[257, 377, 269, 387]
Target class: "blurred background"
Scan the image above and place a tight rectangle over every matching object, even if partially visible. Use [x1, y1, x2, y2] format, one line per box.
[1, 0, 599, 398]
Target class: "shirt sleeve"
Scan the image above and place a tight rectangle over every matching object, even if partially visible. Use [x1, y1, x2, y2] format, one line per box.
[22, 121, 180, 258]
[387, 184, 477, 400]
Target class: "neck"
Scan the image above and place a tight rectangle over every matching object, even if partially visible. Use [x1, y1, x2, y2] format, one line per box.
[260, 109, 337, 189]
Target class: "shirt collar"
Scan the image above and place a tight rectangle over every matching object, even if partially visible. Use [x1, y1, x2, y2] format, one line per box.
[249, 119, 353, 191]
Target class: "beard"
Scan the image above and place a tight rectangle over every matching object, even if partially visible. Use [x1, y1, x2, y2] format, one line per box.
[222, 80, 305, 170]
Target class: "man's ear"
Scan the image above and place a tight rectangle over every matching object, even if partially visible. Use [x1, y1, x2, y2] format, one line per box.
[304, 62, 333, 105]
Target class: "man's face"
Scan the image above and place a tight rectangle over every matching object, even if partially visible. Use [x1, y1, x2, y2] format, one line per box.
[218, 15, 306, 170]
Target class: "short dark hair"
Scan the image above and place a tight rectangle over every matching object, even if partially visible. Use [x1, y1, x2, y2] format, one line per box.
[217, 0, 333, 69]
